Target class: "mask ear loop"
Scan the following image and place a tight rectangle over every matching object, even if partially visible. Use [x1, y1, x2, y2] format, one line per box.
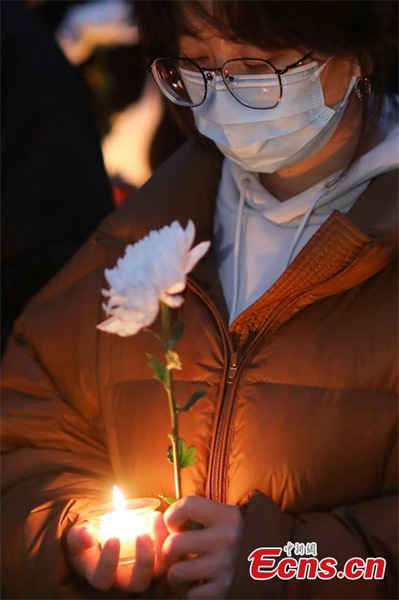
[310, 55, 334, 82]
[339, 75, 358, 107]
[311, 56, 359, 106]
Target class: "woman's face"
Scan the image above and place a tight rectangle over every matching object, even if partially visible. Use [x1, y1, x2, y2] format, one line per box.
[176, 6, 365, 189]
[178, 18, 361, 108]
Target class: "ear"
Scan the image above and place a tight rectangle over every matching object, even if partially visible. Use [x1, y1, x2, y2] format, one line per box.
[352, 62, 362, 78]
[348, 53, 373, 78]
[359, 52, 374, 78]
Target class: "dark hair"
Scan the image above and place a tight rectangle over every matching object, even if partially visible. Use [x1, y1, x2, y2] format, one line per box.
[136, 1, 398, 171]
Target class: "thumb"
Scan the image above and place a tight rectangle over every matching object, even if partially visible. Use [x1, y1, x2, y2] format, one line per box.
[67, 524, 97, 556]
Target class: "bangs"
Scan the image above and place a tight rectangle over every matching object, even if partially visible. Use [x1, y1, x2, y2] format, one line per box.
[137, 1, 398, 59]
[176, 1, 302, 51]
[136, 1, 296, 58]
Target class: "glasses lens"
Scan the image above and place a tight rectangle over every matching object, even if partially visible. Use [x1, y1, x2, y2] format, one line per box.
[223, 59, 281, 108]
[152, 58, 206, 107]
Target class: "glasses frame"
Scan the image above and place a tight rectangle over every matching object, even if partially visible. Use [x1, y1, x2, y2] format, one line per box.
[148, 52, 312, 110]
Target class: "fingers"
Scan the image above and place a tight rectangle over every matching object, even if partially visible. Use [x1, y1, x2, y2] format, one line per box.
[163, 527, 228, 567]
[67, 524, 97, 556]
[167, 554, 219, 587]
[88, 538, 120, 591]
[162, 499, 243, 599]
[165, 496, 237, 532]
[67, 525, 103, 582]
[131, 534, 155, 591]
[114, 534, 154, 592]
[67, 513, 168, 593]
[152, 511, 169, 576]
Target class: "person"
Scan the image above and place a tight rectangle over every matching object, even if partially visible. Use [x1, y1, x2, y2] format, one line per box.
[1, 0, 114, 355]
[1, 1, 398, 598]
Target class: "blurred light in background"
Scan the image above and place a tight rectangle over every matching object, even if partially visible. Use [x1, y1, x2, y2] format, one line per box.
[102, 77, 162, 188]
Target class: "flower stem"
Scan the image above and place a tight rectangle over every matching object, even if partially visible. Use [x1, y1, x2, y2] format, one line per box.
[161, 303, 182, 500]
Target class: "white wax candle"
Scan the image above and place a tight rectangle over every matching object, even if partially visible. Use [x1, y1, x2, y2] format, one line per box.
[98, 509, 151, 560]
[96, 487, 156, 562]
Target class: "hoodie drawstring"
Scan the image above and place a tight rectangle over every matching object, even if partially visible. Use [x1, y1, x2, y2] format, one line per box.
[284, 188, 326, 267]
[230, 177, 249, 325]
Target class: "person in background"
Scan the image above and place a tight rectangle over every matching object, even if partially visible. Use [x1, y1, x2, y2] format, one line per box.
[2, 1, 398, 598]
[32, 0, 186, 199]
[1, 0, 114, 354]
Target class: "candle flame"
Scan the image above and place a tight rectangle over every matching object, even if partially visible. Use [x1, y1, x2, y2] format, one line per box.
[113, 485, 126, 511]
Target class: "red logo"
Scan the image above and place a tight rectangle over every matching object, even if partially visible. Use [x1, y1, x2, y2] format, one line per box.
[248, 546, 386, 581]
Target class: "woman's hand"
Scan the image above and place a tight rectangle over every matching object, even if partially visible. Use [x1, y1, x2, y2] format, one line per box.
[66, 511, 168, 592]
[163, 496, 244, 599]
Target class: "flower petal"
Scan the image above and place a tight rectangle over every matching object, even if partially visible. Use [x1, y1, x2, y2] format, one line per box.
[97, 315, 143, 336]
[166, 279, 186, 295]
[97, 220, 209, 337]
[184, 240, 211, 273]
[161, 293, 184, 308]
[184, 220, 195, 250]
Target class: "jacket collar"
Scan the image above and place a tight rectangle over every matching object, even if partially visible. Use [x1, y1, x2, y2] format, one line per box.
[230, 167, 398, 344]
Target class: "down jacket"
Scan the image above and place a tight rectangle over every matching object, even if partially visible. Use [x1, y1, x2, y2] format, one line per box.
[1, 141, 398, 599]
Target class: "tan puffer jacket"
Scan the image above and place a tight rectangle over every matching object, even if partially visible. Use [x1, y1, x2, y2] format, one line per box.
[1, 142, 398, 599]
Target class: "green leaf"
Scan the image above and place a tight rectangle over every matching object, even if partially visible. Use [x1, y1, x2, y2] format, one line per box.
[170, 322, 185, 349]
[179, 390, 207, 412]
[146, 353, 168, 386]
[158, 494, 177, 506]
[167, 437, 197, 468]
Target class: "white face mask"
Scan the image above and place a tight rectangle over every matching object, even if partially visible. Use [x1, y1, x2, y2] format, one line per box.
[190, 59, 357, 173]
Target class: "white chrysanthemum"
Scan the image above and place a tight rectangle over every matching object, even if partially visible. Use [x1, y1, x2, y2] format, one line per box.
[97, 220, 210, 337]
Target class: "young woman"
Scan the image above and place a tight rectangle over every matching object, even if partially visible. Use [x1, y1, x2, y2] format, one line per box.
[2, 1, 398, 598]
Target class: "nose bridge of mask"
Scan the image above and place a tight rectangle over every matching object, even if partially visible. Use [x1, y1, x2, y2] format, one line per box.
[210, 70, 279, 89]
[193, 60, 328, 126]
[204, 71, 228, 93]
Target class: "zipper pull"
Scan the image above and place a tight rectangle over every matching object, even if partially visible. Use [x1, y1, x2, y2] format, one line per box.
[227, 351, 240, 384]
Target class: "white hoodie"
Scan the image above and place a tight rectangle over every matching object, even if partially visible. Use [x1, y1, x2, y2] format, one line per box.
[214, 101, 399, 325]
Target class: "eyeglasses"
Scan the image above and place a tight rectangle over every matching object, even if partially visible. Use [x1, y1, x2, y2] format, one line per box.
[148, 53, 312, 110]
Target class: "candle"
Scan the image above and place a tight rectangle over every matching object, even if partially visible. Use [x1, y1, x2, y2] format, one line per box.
[87, 487, 160, 564]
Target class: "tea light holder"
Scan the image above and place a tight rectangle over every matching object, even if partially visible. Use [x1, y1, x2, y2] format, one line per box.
[84, 487, 160, 564]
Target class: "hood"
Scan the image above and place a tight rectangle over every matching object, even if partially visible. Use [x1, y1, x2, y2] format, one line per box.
[227, 97, 399, 229]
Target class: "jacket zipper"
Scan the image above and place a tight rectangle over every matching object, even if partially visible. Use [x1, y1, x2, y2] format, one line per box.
[187, 278, 237, 499]
[188, 277, 313, 503]
[208, 350, 241, 501]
